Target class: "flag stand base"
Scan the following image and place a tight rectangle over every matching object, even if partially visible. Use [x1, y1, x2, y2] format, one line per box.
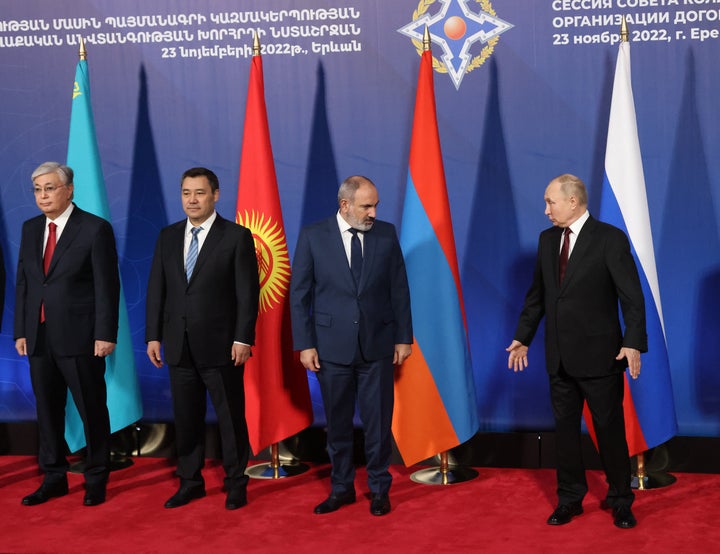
[631, 471, 676, 490]
[246, 443, 309, 480]
[631, 450, 677, 490]
[409, 452, 478, 485]
[69, 452, 134, 474]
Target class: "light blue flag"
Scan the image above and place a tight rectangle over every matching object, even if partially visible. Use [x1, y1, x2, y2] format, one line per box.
[65, 56, 143, 452]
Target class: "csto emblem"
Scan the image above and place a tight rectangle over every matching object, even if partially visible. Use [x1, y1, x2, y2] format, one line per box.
[399, 0, 513, 90]
[237, 210, 291, 314]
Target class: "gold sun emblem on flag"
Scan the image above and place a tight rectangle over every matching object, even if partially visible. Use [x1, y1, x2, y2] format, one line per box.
[237, 209, 291, 313]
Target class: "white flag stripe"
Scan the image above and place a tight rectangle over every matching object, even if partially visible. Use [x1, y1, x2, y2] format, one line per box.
[605, 42, 665, 333]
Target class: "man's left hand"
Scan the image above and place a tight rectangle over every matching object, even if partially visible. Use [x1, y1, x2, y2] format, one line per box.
[95, 340, 116, 357]
[231, 343, 252, 366]
[394, 344, 412, 365]
[617, 347, 641, 379]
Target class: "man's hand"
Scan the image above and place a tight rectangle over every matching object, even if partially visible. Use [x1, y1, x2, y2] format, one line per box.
[95, 340, 116, 357]
[15, 338, 27, 356]
[300, 348, 321, 372]
[394, 344, 412, 365]
[506, 340, 529, 372]
[617, 347, 641, 379]
[146, 340, 164, 368]
[231, 343, 252, 366]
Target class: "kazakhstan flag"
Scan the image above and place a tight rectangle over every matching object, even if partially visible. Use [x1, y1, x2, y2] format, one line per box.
[65, 54, 143, 452]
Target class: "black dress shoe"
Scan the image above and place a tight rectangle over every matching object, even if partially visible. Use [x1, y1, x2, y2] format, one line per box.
[613, 505, 637, 529]
[313, 491, 356, 514]
[547, 502, 583, 525]
[370, 494, 391, 516]
[164, 485, 206, 508]
[83, 485, 106, 506]
[225, 488, 248, 510]
[21, 480, 69, 506]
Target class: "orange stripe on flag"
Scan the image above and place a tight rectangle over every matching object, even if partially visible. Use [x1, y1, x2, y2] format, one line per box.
[392, 340, 459, 465]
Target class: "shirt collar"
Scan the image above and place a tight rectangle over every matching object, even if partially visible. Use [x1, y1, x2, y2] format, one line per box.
[185, 211, 217, 234]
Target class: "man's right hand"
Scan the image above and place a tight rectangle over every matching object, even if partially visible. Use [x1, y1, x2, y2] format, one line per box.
[300, 348, 321, 372]
[506, 340, 529, 372]
[147, 340, 164, 368]
[15, 338, 27, 357]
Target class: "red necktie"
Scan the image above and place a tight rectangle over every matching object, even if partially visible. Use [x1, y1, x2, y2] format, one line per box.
[40, 222, 57, 322]
[558, 227, 571, 284]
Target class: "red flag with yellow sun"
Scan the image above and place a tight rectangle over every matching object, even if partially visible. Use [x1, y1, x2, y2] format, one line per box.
[236, 50, 313, 455]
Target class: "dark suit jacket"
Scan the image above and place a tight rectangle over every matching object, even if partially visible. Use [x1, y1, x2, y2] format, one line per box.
[14, 205, 120, 356]
[290, 216, 413, 365]
[145, 214, 259, 368]
[514, 215, 647, 378]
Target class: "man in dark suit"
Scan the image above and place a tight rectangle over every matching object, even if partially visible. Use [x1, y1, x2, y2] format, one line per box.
[146, 167, 259, 510]
[290, 175, 413, 516]
[507, 174, 646, 529]
[15, 162, 119, 506]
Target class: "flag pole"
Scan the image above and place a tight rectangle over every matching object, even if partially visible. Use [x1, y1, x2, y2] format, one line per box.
[406, 28, 477, 486]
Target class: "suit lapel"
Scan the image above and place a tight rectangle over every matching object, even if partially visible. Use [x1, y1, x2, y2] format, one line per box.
[327, 218, 356, 289]
[560, 216, 596, 288]
[187, 216, 225, 284]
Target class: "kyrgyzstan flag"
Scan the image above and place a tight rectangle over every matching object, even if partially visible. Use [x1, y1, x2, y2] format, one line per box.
[236, 45, 313, 455]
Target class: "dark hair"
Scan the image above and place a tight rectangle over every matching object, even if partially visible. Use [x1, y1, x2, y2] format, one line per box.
[181, 167, 219, 192]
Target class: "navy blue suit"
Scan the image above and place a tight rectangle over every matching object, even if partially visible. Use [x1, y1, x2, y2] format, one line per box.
[290, 216, 412, 496]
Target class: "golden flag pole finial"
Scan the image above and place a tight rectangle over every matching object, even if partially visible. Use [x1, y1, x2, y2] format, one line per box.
[79, 36, 87, 60]
[620, 16, 629, 43]
[423, 25, 431, 52]
[253, 32, 261, 56]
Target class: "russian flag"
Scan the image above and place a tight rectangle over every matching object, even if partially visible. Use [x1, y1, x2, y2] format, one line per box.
[587, 39, 677, 456]
[392, 47, 479, 466]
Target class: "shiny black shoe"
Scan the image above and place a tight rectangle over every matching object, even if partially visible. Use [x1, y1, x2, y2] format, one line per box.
[547, 502, 583, 525]
[313, 491, 356, 514]
[613, 505, 637, 529]
[21, 480, 69, 506]
[225, 488, 248, 510]
[164, 485, 206, 508]
[370, 494, 391, 516]
[83, 484, 106, 506]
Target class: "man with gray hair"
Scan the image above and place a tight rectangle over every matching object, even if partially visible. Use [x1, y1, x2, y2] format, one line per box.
[15, 162, 120, 507]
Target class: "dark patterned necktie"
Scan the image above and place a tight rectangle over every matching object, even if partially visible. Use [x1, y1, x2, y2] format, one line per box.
[349, 228, 363, 284]
[559, 227, 572, 284]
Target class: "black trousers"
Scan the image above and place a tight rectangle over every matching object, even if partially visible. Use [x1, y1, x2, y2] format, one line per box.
[549, 368, 634, 508]
[169, 337, 249, 492]
[29, 324, 110, 486]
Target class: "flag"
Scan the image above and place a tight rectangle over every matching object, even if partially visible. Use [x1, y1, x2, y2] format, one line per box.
[585, 39, 677, 456]
[236, 49, 313, 455]
[65, 54, 143, 452]
[393, 48, 479, 466]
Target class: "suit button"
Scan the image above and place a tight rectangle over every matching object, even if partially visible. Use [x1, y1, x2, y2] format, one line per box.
[353, 320, 359, 324]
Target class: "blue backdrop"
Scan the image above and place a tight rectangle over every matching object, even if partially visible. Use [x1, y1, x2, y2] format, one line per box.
[1, 1, 718, 436]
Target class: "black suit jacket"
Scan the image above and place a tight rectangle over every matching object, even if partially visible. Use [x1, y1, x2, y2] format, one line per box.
[14, 205, 120, 356]
[290, 216, 413, 365]
[514, 215, 647, 378]
[145, 214, 260, 368]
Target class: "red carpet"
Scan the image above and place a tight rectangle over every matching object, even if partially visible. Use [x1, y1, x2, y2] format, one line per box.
[1, 455, 717, 553]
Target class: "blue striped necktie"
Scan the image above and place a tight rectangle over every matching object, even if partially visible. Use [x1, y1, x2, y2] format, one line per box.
[186, 226, 202, 280]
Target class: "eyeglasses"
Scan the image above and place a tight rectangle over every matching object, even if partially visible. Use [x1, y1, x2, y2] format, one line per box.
[32, 185, 66, 195]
